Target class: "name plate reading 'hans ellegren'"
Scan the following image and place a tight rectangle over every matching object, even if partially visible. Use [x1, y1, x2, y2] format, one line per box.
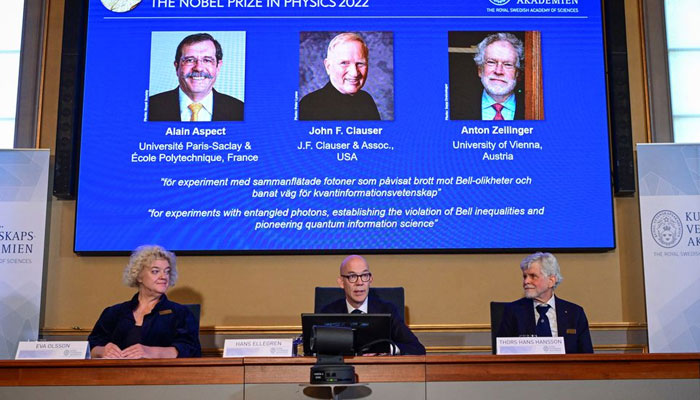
[15, 341, 90, 360]
[223, 338, 294, 358]
[496, 337, 565, 355]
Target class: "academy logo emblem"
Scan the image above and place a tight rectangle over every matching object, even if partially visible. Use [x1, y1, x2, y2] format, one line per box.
[651, 210, 683, 248]
[101, 0, 142, 13]
[489, 0, 512, 5]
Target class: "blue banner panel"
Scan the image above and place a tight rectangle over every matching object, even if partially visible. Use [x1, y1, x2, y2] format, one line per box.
[75, 0, 614, 252]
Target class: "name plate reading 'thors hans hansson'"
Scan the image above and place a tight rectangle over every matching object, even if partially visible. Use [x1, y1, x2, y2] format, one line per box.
[496, 337, 565, 355]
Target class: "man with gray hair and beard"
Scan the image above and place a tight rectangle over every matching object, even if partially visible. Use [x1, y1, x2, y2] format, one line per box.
[496, 252, 593, 353]
[451, 32, 525, 120]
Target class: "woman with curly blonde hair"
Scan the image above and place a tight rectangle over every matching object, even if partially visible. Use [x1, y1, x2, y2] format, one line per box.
[88, 245, 201, 358]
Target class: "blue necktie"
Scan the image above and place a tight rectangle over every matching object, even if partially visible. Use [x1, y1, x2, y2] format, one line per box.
[351, 309, 363, 314]
[536, 305, 552, 337]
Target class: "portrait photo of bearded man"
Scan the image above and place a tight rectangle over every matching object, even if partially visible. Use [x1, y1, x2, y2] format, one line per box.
[449, 31, 543, 121]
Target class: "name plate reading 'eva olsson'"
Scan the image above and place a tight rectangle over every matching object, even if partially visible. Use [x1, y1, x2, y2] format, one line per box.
[15, 341, 90, 360]
[496, 337, 565, 355]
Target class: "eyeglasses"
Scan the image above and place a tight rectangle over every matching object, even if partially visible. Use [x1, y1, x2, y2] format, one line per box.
[180, 56, 217, 67]
[485, 59, 516, 70]
[341, 272, 372, 283]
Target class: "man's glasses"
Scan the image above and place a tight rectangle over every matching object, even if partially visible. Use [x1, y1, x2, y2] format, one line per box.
[485, 59, 516, 70]
[180, 56, 217, 67]
[341, 273, 372, 283]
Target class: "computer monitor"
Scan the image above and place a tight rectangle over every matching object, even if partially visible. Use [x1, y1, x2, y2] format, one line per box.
[301, 313, 392, 356]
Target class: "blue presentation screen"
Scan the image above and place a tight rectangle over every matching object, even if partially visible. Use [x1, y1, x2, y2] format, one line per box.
[75, 0, 614, 253]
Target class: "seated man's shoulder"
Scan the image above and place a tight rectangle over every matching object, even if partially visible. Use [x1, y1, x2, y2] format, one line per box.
[506, 297, 530, 307]
[319, 297, 345, 313]
[370, 296, 400, 315]
[499, 298, 531, 318]
[555, 296, 586, 312]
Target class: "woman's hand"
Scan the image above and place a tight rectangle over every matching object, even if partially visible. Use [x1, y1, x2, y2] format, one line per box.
[122, 344, 178, 359]
[121, 343, 150, 359]
[91, 342, 123, 359]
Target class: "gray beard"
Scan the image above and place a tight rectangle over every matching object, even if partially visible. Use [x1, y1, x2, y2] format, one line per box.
[482, 75, 516, 98]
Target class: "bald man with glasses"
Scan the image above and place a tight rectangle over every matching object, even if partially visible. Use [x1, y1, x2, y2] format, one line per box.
[319, 255, 425, 355]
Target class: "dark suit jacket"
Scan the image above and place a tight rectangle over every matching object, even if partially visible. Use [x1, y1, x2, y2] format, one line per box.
[450, 89, 525, 120]
[320, 296, 426, 355]
[496, 296, 593, 354]
[148, 88, 244, 121]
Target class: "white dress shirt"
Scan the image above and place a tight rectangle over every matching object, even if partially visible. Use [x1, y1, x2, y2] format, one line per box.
[480, 91, 516, 120]
[179, 88, 214, 122]
[345, 297, 369, 314]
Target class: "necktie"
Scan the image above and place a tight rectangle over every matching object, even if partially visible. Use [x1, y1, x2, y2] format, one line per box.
[536, 304, 552, 337]
[492, 103, 504, 120]
[188, 103, 203, 121]
[351, 309, 363, 314]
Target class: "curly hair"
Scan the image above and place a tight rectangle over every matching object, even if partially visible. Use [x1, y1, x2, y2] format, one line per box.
[473, 32, 524, 71]
[122, 245, 178, 288]
[520, 252, 563, 289]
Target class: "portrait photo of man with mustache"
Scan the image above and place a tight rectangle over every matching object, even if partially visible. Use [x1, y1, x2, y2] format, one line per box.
[449, 31, 542, 121]
[148, 32, 244, 122]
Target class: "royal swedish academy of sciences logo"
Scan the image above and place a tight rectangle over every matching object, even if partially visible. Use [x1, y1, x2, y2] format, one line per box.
[489, 0, 512, 5]
[101, 0, 141, 13]
[651, 210, 683, 248]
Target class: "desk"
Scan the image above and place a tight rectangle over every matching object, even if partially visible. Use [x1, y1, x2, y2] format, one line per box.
[426, 354, 700, 399]
[0, 358, 244, 400]
[244, 356, 425, 399]
[1, 354, 698, 399]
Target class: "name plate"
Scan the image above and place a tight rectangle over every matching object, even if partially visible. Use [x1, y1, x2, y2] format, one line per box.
[496, 337, 565, 355]
[223, 338, 293, 358]
[15, 341, 90, 360]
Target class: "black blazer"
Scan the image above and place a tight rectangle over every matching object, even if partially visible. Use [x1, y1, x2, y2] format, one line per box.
[496, 296, 593, 354]
[148, 88, 244, 121]
[88, 294, 201, 357]
[320, 296, 426, 355]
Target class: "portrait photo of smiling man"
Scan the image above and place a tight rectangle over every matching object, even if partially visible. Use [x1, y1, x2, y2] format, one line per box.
[148, 32, 245, 122]
[298, 31, 394, 121]
[449, 31, 543, 121]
